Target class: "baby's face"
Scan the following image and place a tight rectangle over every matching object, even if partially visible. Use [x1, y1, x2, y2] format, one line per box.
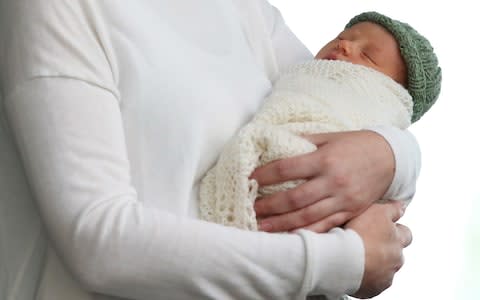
[315, 22, 407, 86]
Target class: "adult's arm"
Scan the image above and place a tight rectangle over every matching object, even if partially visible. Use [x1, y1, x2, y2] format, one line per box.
[4, 77, 363, 300]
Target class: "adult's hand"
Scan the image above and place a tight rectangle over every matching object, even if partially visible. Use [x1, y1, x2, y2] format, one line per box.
[251, 130, 395, 233]
[345, 201, 412, 299]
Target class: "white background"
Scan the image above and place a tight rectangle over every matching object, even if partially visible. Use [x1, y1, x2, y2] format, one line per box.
[269, 1, 480, 299]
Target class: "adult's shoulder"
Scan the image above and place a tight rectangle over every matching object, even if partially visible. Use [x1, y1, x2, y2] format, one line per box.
[0, 0, 117, 98]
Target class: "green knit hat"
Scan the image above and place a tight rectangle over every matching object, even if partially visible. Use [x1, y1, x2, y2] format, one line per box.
[346, 11, 442, 122]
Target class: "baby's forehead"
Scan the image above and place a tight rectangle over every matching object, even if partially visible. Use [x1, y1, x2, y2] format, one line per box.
[342, 21, 394, 37]
[342, 23, 396, 49]
[348, 23, 399, 51]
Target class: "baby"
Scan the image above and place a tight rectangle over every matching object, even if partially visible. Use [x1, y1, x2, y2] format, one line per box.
[199, 11, 442, 231]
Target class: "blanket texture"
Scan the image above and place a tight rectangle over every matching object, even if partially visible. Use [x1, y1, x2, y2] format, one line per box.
[199, 59, 412, 230]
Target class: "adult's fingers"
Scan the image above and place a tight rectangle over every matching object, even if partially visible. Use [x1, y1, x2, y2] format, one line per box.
[250, 150, 321, 186]
[254, 178, 331, 217]
[257, 197, 342, 232]
[303, 211, 352, 233]
[396, 223, 413, 247]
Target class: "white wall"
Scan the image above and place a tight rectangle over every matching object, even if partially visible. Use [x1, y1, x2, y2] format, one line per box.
[269, 1, 480, 299]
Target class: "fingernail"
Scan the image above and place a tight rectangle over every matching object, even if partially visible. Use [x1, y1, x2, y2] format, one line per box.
[259, 222, 273, 232]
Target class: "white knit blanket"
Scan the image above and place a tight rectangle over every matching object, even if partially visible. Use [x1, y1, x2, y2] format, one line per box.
[199, 60, 413, 230]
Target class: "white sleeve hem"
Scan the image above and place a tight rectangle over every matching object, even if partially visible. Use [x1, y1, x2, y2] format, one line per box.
[296, 228, 364, 298]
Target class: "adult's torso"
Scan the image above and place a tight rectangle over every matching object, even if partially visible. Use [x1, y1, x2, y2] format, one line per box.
[99, 0, 273, 216]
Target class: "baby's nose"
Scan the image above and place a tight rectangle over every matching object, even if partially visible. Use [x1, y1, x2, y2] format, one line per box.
[337, 39, 355, 56]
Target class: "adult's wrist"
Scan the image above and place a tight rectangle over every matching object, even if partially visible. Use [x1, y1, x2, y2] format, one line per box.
[365, 126, 421, 201]
[296, 228, 364, 298]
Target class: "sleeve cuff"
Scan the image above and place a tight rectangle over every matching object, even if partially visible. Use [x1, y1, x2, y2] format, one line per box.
[295, 228, 364, 299]
[366, 126, 421, 203]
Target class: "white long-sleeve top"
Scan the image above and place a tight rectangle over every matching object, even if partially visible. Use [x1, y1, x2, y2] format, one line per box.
[0, 1, 421, 300]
